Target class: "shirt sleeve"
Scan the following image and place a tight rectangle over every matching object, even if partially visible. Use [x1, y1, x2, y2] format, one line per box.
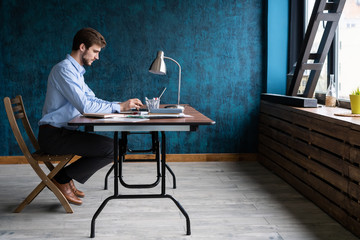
[52, 65, 120, 113]
[84, 83, 122, 113]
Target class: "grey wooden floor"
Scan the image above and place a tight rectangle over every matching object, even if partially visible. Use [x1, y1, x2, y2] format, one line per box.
[0, 161, 358, 240]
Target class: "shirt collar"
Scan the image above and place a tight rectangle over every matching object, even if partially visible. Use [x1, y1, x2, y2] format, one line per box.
[66, 54, 86, 75]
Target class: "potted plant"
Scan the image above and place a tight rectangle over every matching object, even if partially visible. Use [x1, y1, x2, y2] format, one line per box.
[350, 87, 360, 114]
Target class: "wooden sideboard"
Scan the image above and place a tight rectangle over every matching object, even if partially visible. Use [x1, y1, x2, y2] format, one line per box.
[258, 100, 360, 237]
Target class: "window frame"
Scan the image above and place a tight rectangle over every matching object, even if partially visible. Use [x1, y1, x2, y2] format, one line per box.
[297, 0, 351, 109]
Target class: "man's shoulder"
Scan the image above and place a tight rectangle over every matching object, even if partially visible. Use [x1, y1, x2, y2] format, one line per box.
[54, 58, 73, 69]
[47, 60, 78, 85]
[52, 58, 76, 74]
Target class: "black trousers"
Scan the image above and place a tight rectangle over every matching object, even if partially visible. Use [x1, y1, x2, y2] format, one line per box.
[38, 126, 113, 184]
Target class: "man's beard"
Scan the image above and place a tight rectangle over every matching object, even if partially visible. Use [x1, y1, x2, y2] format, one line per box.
[81, 49, 93, 66]
[81, 56, 92, 66]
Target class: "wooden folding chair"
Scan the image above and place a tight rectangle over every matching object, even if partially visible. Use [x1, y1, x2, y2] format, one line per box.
[4, 95, 75, 213]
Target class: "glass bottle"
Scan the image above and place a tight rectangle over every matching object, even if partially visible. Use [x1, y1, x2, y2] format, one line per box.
[325, 74, 336, 107]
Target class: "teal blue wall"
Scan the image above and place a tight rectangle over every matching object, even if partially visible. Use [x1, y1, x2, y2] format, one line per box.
[0, 0, 265, 155]
[267, 0, 289, 94]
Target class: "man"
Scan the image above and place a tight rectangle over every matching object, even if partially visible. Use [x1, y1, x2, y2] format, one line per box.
[38, 28, 143, 205]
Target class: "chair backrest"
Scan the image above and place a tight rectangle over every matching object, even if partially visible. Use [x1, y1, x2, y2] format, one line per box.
[4, 96, 40, 160]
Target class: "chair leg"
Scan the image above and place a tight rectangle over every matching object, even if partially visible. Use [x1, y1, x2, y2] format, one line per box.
[44, 160, 74, 213]
[14, 177, 73, 213]
[15, 159, 73, 213]
[46, 180, 73, 213]
[44, 161, 55, 171]
[14, 181, 46, 213]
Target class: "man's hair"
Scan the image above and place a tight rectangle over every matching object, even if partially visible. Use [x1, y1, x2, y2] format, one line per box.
[72, 28, 107, 51]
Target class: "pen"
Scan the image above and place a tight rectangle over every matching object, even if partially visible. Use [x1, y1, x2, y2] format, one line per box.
[159, 87, 167, 99]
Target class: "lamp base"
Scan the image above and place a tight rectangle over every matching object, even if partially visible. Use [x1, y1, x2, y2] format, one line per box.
[165, 104, 184, 110]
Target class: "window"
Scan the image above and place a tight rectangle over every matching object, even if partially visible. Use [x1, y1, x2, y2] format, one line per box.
[337, 0, 360, 100]
[305, 0, 360, 100]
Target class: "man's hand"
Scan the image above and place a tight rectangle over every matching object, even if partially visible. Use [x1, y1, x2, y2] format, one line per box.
[119, 98, 143, 111]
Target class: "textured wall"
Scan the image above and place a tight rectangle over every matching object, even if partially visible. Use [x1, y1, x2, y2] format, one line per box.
[0, 0, 265, 155]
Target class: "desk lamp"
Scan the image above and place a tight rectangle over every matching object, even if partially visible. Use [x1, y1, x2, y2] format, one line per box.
[149, 50, 184, 109]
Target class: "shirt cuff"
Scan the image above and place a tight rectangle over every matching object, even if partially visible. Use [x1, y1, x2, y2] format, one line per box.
[112, 103, 121, 113]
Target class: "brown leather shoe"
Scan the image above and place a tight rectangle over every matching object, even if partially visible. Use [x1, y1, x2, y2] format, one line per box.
[53, 180, 82, 205]
[69, 180, 85, 198]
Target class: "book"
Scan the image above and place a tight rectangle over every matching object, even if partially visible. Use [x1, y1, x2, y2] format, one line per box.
[149, 108, 183, 114]
[144, 113, 186, 118]
[147, 112, 183, 116]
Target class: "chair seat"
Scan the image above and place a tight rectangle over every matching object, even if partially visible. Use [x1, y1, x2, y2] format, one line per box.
[32, 151, 74, 162]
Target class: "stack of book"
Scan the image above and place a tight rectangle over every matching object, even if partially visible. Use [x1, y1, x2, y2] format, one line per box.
[148, 108, 183, 114]
[147, 108, 184, 118]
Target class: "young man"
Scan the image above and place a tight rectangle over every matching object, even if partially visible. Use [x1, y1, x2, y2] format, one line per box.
[38, 28, 143, 205]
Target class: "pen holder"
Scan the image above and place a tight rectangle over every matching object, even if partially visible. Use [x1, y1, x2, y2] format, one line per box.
[145, 97, 160, 110]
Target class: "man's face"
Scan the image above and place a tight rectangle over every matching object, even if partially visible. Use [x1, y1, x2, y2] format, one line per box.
[81, 44, 101, 66]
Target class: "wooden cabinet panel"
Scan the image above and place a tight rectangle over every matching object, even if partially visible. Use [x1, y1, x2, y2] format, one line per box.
[258, 100, 360, 238]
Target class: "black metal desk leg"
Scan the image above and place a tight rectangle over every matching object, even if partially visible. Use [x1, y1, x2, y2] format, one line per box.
[103, 164, 114, 190]
[90, 131, 119, 238]
[104, 131, 177, 189]
[166, 163, 176, 189]
[92, 131, 191, 237]
[161, 131, 191, 235]
[161, 131, 166, 195]
[90, 196, 116, 238]
[166, 195, 191, 235]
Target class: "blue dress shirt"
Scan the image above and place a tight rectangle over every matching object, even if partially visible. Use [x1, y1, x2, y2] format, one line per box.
[39, 54, 121, 129]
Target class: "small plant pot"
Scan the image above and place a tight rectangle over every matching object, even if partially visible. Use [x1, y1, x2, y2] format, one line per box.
[349, 95, 360, 114]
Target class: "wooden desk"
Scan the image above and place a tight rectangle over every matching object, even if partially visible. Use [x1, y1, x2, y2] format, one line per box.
[68, 105, 215, 238]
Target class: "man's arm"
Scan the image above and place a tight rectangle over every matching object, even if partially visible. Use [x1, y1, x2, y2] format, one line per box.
[53, 67, 119, 113]
[84, 83, 143, 111]
[53, 66, 142, 113]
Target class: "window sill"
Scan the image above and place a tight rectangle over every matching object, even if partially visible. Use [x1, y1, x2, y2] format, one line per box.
[292, 104, 360, 129]
[315, 93, 351, 109]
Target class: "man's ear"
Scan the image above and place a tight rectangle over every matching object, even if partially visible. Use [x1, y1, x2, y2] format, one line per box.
[79, 43, 86, 52]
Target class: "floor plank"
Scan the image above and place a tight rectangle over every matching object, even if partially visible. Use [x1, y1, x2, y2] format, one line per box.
[0, 162, 358, 239]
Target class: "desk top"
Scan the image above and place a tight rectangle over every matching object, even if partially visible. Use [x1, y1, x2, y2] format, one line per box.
[68, 105, 215, 128]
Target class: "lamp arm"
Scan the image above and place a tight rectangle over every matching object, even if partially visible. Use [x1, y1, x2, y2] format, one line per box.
[164, 56, 181, 106]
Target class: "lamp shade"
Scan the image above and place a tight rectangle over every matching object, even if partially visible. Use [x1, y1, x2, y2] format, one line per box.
[149, 51, 166, 75]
